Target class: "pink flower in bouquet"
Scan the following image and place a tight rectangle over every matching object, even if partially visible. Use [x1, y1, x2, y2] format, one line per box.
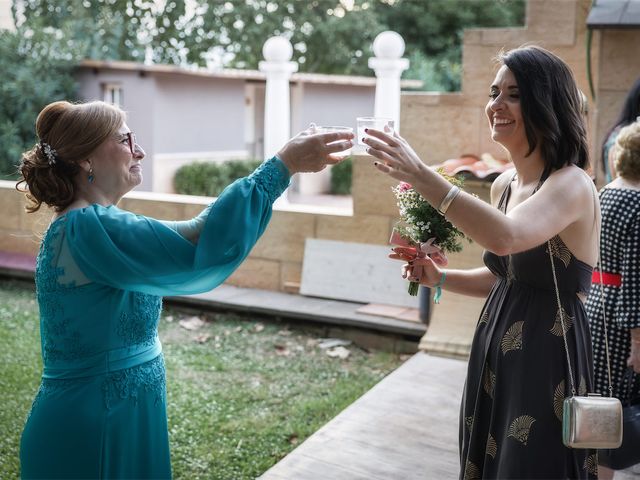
[398, 181, 412, 192]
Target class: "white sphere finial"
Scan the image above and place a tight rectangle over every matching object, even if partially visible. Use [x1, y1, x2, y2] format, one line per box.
[373, 31, 405, 59]
[263, 36, 293, 62]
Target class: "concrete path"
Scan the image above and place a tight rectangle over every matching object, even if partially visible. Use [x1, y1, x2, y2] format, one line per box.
[259, 352, 467, 480]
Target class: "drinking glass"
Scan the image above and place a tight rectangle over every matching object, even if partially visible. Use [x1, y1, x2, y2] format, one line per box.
[313, 125, 354, 158]
[356, 117, 395, 146]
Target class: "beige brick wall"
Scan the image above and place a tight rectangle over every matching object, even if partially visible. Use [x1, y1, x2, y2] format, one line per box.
[0, 184, 52, 257]
[592, 29, 640, 185]
[0, 161, 404, 292]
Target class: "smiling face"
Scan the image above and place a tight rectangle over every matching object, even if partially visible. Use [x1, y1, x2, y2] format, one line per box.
[89, 122, 145, 199]
[485, 65, 529, 156]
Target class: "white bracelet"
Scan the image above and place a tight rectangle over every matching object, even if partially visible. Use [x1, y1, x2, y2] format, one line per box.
[438, 186, 461, 215]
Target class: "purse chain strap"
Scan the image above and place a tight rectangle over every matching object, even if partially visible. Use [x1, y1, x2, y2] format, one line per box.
[547, 181, 613, 397]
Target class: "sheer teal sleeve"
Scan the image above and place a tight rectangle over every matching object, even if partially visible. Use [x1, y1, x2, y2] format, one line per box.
[65, 156, 290, 296]
[160, 204, 212, 244]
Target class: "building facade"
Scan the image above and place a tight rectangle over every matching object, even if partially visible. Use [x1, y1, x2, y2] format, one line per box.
[76, 60, 420, 193]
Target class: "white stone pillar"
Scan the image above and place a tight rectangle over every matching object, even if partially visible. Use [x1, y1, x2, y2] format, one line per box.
[0, 0, 15, 31]
[368, 31, 409, 132]
[259, 36, 298, 159]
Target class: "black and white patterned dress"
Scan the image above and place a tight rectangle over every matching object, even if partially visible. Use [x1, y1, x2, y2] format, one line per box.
[585, 187, 640, 403]
[460, 178, 597, 479]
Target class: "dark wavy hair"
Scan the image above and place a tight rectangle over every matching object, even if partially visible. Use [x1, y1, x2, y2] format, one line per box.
[601, 76, 640, 172]
[497, 46, 589, 180]
[16, 101, 125, 213]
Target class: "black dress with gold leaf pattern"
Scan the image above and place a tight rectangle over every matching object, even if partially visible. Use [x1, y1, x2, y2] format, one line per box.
[459, 179, 598, 479]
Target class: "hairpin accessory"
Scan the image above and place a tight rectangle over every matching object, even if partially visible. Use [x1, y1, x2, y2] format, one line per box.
[39, 141, 57, 166]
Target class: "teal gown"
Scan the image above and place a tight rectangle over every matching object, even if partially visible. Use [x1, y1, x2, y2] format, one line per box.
[20, 157, 289, 479]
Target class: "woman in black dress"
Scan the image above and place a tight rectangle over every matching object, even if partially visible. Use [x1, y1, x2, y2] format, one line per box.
[586, 120, 640, 480]
[365, 46, 599, 479]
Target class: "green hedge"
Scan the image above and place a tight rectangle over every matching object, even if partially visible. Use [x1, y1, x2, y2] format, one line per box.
[330, 156, 352, 195]
[175, 157, 353, 197]
[174, 159, 262, 197]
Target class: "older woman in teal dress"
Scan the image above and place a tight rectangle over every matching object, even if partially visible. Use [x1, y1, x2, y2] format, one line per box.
[17, 100, 353, 479]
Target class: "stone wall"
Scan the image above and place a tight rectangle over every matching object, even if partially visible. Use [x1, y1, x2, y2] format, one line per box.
[0, 156, 402, 293]
[591, 29, 640, 185]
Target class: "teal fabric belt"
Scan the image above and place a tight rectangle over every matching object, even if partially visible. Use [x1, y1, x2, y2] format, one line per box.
[42, 337, 162, 380]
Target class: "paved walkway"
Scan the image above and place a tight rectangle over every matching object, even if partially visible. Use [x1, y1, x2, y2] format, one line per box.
[260, 352, 467, 480]
[167, 285, 426, 338]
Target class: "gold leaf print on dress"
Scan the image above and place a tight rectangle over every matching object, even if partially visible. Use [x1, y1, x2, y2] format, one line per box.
[465, 416, 474, 432]
[579, 376, 587, 396]
[501, 321, 524, 355]
[486, 433, 497, 459]
[508, 415, 536, 445]
[483, 366, 496, 399]
[550, 307, 574, 336]
[478, 311, 489, 326]
[584, 454, 598, 475]
[553, 380, 566, 421]
[463, 460, 481, 480]
[547, 235, 571, 268]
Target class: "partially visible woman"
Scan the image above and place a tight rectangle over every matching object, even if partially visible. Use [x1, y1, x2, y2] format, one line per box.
[601, 77, 640, 183]
[586, 120, 640, 480]
[17, 100, 353, 479]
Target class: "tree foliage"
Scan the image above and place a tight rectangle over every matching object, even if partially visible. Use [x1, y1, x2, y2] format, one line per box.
[0, 26, 78, 178]
[13, 0, 385, 75]
[12, 0, 524, 81]
[193, 1, 385, 75]
[376, 0, 526, 91]
[13, 0, 188, 64]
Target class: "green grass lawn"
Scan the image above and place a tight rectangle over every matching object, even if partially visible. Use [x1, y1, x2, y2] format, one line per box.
[0, 279, 403, 479]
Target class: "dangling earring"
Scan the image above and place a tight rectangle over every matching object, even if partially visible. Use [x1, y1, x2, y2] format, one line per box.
[88, 166, 94, 184]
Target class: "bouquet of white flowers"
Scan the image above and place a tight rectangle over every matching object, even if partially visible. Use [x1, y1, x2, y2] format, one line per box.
[391, 171, 468, 297]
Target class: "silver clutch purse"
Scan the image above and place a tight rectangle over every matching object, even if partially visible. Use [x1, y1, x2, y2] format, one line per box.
[562, 395, 623, 449]
[548, 237, 623, 450]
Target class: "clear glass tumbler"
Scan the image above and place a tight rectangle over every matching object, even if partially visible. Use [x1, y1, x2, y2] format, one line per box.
[356, 117, 395, 146]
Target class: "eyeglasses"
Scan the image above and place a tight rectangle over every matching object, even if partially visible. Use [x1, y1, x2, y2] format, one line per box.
[120, 131, 138, 155]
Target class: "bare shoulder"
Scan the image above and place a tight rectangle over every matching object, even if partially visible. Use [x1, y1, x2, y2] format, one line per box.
[542, 166, 598, 232]
[489, 168, 515, 206]
[544, 166, 595, 201]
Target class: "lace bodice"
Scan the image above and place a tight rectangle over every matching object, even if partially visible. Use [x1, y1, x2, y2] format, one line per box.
[37, 218, 163, 370]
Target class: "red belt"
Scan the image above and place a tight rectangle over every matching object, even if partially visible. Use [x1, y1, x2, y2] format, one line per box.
[592, 271, 622, 287]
